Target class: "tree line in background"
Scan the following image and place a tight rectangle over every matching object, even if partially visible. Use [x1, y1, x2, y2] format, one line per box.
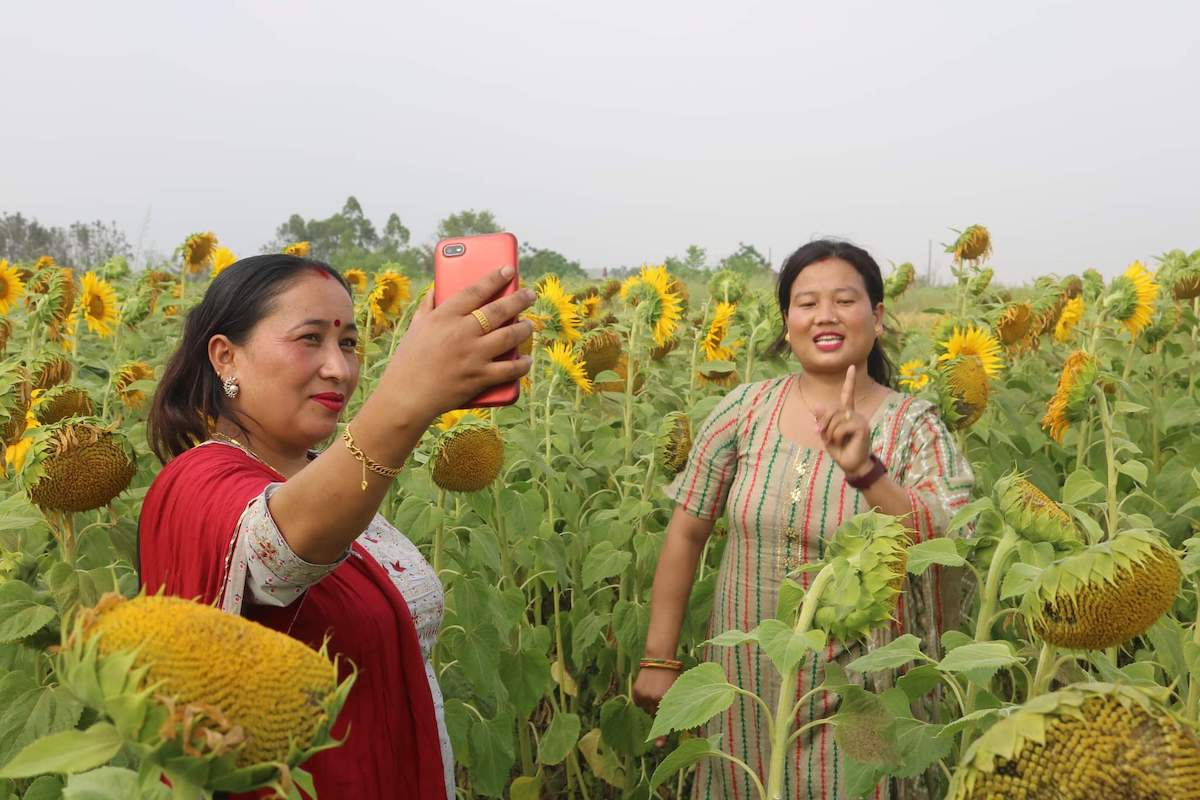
[0, 197, 776, 280]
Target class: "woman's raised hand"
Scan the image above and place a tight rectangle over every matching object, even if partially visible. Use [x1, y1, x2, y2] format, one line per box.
[379, 266, 535, 425]
[810, 365, 873, 478]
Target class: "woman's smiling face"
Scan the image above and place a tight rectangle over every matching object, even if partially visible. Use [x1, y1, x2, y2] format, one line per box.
[784, 257, 883, 374]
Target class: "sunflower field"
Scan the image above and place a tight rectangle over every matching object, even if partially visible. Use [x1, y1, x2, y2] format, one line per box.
[2, 228, 1200, 799]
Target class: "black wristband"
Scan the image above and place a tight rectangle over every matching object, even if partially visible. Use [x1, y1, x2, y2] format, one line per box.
[845, 454, 887, 490]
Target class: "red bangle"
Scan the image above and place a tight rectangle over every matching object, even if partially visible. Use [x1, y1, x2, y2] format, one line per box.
[845, 454, 887, 490]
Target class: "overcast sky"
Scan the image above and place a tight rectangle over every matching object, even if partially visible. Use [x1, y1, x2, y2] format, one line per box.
[3, 1, 1197, 282]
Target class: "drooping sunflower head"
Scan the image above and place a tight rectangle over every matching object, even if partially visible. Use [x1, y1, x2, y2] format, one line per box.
[620, 264, 683, 347]
[210, 246, 238, 279]
[1041, 350, 1097, 444]
[697, 361, 739, 389]
[577, 294, 602, 324]
[23, 417, 137, 512]
[282, 241, 311, 258]
[994, 302, 1033, 347]
[29, 267, 76, 329]
[26, 352, 73, 392]
[1054, 295, 1085, 342]
[368, 270, 411, 322]
[897, 359, 931, 392]
[994, 471, 1079, 546]
[1106, 260, 1159, 336]
[182, 231, 219, 274]
[656, 411, 692, 478]
[883, 262, 915, 300]
[949, 683, 1200, 800]
[33, 385, 95, 426]
[651, 336, 679, 361]
[0, 259, 26, 315]
[936, 324, 1004, 377]
[813, 511, 911, 643]
[0, 317, 11, 356]
[947, 224, 992, 262]
[1155, 248, 1200, 301]
[430, 417, 505, 493]
[601, 278, 621, 300]
[80, 271, 119, 338]
[543, 340, 593, 394]
[0, 363, 33, 445]
[579, 329, 622, 379]
[1140, 297, 1181, 351]
[342, 268, 368, 294]
[1023, 530, 1181, 650]
[707, 269, 747, 304]
[33, 255, 56, 271]
[532, 275, 582, 342]
[702, 301, 739, 362]
[114, 361, 155, 410]
[939, 355, 989, 430]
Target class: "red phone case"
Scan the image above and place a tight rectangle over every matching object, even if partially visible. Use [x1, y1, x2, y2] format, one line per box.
[433, 232, 521, 408]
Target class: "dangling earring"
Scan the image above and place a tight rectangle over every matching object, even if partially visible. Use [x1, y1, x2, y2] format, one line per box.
[784, 332, 791, 343]
[222, 375, 240, 399]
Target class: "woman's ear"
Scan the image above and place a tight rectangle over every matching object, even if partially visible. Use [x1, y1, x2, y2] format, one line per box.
[208, 334, 236, 376]
[873, 303, 885, 335]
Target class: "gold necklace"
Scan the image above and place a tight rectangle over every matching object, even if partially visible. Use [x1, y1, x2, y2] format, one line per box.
[795, 374, 877, 420]
[209, 432, 284, 475]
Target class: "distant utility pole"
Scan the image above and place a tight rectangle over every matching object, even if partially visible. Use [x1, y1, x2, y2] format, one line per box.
[926, 239, 933, 285]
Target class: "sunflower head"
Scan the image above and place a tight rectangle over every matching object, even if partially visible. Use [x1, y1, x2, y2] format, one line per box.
[29, 268, 76, 329]
[532, 276, 582, 342]
[0, 259, 27, 315]
[1054, 295, 1085, 342]
[114, 361, 155, 410]
[1041, 351, 1098, 444]
[966, 267, 994, 296]
[34, 255, 57, 271]
[697, 361, 739, 389]
[812, 511, 911, 643]
[577, 294, 602, 325]
[939, 356, 989, 430]
[1156, 248, 1200, 301]
[994, 302, 1033, 347]
[435, 408, 489, 432]
[579, 329, 622, 379]
[342, 268, 368, 294]
[1023, 531, 1181, 650]
[0, 317, 11, 356]
[937, 324, 1004, 377]
[595, 354, 643, 394]
[24, 418, 137, 512]
[601, 278, 621, 300]
[884, 262, 915, 300]
[1106, 261, 1159, 336]
[656, 411, 692, 478]
[620, 265, 683, 348]
[80, 272, 119, 338]
[26, 352, 73, 392]
[994, 471, 1079, 546]
[33, 385, 95, 426]
[897, 359, 931, 392]
[543, 340, 593, 394]
[1140, 297, 1181, 351]
[0, 363, 33, 445]
[182, 232, 219, 274]
[210, 246, 238, 279]
[702, 301, 739, 362]
[651, 336, 679, 361]
[707, 269, 747, 304]
[282, 241, 311, 258]
[368, 270, 411, 324]
[430, 417, 505, 493]
[947, 225, 992, 262]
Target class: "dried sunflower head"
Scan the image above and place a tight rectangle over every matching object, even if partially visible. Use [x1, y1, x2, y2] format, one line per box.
[23, 417, 137, 512]
[656, 411, 692, 478]
[430, 417, 505, 493]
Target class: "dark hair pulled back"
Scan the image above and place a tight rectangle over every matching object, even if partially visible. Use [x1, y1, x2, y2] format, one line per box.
[771, 239, 895, 388]
[147, 254, 350, 464]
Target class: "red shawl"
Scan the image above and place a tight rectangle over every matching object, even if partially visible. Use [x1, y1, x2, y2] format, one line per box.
[138, 444, 447, 800]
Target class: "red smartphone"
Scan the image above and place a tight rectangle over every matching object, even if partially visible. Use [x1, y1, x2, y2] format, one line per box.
[433, 231, 521, 408]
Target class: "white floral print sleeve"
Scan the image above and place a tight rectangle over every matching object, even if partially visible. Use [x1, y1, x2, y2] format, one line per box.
[219, 481, 455, 798]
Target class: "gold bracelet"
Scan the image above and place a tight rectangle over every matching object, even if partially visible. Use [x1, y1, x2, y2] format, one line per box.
[341, 425, 403, 491]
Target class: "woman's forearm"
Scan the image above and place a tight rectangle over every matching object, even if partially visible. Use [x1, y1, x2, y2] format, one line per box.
[643, 509, 714, 659]
[266, 392, 436, 564]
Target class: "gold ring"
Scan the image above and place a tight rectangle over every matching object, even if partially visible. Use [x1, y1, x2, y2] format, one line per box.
[844, 409, 854, 422]
[472, 309, 492, 334]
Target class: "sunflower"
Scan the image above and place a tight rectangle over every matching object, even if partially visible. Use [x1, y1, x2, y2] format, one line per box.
[994, 302, 1033, 347]
[1042, 351, 1097, 443]
[543, 340, 593, 394]
[79, 272, 119, 337]
[0, 318, 10, 355]
[435, 408, 489, 432]
[182, 232, 218, 274]
[532, 276, 582, 342]
[161, 282, 183, 318]
[283, 241, 311, 258]
[343, 268, 368, 294]
[937, 324, 1004, 377]
[942, 356, 989, 429]
[1107, 260, 1159, 336]
[577, 295, 602, 322]
[369, 270, 411, 322]
[898, 359, 930, 392]
[947, 224, 992, 262]
[210, 246, 238, 279]
[34, 255, 56, 271]
[697, 362, 739, 389]
[1054, 296, 1084, 342]
[579, 329, 622, 380]
[114, 361, 155, 410]
[620, 264, 683, 347]
[702, 301, 739, 361]
[0, 260, 26, 315]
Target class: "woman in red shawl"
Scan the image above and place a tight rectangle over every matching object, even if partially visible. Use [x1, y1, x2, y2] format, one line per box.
[139, 254, 534, 799]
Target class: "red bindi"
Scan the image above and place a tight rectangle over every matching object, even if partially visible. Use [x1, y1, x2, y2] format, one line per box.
[333, 319, 341, 327]
[310, 265, 331, 280]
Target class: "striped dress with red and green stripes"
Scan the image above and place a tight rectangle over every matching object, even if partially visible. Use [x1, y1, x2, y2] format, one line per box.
[664, 374, 974, 800]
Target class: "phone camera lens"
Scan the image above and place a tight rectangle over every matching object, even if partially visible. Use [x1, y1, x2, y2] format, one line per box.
[443, 244, 466, 257]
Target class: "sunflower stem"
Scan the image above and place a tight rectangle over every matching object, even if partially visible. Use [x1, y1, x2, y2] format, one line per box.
[622, 313, 641, 466]
[1093, 386, 1119, 541]
[962, 524, 1020, 745]
[1186, 579, 1200, 722]
[1030, 641, 1058, 697]
[687, 301, 707, 408]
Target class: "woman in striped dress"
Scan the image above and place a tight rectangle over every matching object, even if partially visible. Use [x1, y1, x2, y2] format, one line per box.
[633, 240, 974, 799]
